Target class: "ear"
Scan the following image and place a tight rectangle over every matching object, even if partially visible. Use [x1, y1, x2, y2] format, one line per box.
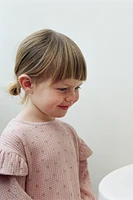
[18, 74, 34, 94]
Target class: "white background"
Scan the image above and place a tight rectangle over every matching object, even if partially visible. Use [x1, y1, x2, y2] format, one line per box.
[0, 0, 133, 195]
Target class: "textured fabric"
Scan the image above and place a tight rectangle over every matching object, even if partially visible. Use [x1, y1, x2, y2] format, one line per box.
[0, 118, 97, 200]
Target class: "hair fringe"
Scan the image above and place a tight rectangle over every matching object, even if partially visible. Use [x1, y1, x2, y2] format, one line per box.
[10, 29, 87, 104]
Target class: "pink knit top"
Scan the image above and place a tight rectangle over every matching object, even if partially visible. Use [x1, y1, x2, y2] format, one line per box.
[0, 118, 97, 200]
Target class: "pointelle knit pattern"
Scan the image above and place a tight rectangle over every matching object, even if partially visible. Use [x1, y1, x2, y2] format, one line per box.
[0, 118, 97, 200]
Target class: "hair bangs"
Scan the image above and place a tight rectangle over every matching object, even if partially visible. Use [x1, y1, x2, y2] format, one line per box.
[49, 36, 87, 84]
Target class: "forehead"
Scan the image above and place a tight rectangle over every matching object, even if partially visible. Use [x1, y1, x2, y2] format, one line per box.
[36, 78, 83, 89]
[53, 79, 83, 87]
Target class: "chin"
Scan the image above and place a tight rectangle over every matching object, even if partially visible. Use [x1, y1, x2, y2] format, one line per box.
[54, 113, 67, 118]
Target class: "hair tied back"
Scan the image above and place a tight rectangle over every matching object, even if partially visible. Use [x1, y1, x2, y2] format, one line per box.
[8, 81, 21, 96]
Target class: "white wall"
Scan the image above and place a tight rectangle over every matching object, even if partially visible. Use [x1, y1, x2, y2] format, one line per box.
[1, 0, 133, 195]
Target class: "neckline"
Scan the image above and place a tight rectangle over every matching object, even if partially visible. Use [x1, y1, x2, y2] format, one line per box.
[12, 118, 57, 125]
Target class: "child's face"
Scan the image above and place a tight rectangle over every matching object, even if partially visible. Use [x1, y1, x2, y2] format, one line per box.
[30, 78, 82, 121]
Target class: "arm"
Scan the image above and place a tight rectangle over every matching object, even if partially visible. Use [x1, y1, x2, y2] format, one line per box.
[0, 175, 32, 200]
[78, 138, 97, 200]
[79, 160, 97, 200]
[0, 127, 32, 199]
[61, 123, 97, 200]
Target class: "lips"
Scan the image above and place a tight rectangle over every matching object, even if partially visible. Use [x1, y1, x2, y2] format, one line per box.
[58, 106, 69, 110]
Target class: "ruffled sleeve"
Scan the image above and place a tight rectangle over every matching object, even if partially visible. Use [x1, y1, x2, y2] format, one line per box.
[0, 128, 31, 199]
[0, 149, 28, 176]
[0, 131, 28, 177]
[79, 138, 93, 161]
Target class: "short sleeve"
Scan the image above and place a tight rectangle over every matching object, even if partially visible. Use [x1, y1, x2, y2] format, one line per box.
[0, 131, 28, 176]
[79, 138, 93, 161]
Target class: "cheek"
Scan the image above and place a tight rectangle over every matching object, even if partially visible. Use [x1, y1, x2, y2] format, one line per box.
[74, 92, 79, 102]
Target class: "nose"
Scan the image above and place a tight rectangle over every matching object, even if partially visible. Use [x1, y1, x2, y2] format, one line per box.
[65, 91, 78, 103]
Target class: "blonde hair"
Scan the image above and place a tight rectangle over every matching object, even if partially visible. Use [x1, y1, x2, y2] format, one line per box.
[8, 29, 87, 103]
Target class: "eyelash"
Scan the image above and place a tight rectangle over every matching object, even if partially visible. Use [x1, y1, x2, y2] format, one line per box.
[58, 86, 81, 91]
[75, 86, 81, 90]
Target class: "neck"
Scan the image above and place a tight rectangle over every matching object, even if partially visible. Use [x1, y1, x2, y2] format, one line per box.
[16, 99, 54, 122]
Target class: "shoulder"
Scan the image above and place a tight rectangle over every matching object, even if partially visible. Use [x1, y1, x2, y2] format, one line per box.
[0, 119, 28, 176]
[0, 119, 28, 154]
[57, 120, 81, 145]
[57, 119, 76, 132]
[57, 119, 78, 137]
[1, 118, 35, 139]
[57, 120, 93, 160]
[1, 119, 27, 135]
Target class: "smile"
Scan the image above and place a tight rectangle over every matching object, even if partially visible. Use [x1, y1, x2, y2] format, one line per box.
[58, 106, 69, 110]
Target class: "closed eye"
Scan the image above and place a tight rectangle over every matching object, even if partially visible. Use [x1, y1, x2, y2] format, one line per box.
[58, 88, 67, 91]
[75, 86, 81, 90]
[57, 86, 81, 92]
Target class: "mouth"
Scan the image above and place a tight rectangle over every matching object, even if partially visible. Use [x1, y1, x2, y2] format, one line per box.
[58, 106, 69, 110]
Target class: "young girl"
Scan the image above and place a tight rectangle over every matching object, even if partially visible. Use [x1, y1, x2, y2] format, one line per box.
[0, 29, 97, 200]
